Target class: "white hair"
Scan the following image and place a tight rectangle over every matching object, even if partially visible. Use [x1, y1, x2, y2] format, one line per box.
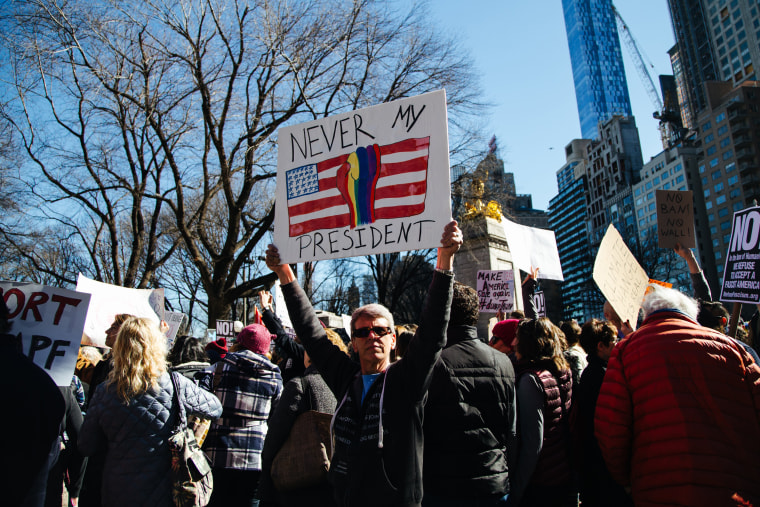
[350, 303, 395, 334]
[641, 285, 699, 321]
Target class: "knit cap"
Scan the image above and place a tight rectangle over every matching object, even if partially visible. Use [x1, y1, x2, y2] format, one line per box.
[237, 323, 274, 356]
[205, 337, 228, 361]
[490, 319, 520, 355]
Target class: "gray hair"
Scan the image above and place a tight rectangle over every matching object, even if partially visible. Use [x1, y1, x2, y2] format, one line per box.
[641, 285, 699, 321]
[350, 303, 395, 334]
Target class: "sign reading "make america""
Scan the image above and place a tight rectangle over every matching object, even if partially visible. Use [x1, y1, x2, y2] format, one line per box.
[274, 90, 451, 263]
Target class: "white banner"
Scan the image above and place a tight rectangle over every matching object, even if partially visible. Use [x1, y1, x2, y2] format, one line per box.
[2, 282, 91, 386]
[76, 274, 164, 347]
[501, 218, 564, 281]
[274, 90, 451, 263]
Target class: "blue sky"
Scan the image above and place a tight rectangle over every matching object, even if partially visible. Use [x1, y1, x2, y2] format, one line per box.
[433, 0, 676, 210]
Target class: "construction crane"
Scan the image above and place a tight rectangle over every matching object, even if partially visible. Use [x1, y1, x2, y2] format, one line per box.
[612, 5, 670, 149]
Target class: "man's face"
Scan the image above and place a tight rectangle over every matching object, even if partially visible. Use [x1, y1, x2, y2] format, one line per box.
[352, 316, 396, 374]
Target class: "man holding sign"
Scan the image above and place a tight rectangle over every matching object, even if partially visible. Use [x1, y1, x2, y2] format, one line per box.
[265, 220, 462, 507]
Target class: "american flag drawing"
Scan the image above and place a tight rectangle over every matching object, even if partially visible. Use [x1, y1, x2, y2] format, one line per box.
[286, 137, 430, 237]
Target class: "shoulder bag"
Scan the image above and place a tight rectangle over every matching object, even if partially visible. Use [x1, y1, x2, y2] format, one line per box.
[169, 372, 214, 507]
[270, 377, 333, 491]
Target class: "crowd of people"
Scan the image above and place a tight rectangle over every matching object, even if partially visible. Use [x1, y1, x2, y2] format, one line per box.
[4, 220, 760, 507]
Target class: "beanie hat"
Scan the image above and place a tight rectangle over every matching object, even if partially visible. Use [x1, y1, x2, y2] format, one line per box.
[205, 337, 228, 361]
[490, 319, 520, 355]
[237, 323, 274, 356]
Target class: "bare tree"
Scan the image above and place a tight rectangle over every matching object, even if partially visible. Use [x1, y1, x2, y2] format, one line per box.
[1, 0, 484, 325]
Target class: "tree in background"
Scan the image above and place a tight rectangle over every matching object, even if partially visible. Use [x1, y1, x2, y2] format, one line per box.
[0, 0, 484, 326]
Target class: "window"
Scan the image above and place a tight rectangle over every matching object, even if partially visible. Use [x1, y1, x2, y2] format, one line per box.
[647, 192, 654, 200]
[724, 234, 731, 244]
[702, 176, 708, 185]
[706, 201, 714, 209]
[648, 202, 656, 211]
[730, 188, 741, 199]
[719, 207, 729, 217]
[679, 186, 686, 191]
[707, 145, 717, 155]
[716, 251, 722, 260]
[723, 150, 733, 160]
[676, 174, 685, 183]
[705, 133, 715, 143]
[718, 125, 729, 135]
[673, 163, 682, 173]
[708, 213, 715, 222]
[705, 189, 711, 198]
[713, 238, 720, 247]
[699, 164, 706, 173]
[636, 197, 643, 206]
[717, 195, 727, 205]
[715, 182, 724, 192]
[639, 219, 646, 228]
[663, 182, 671, 190]
[720, 137, 731, 148]
[721, 220, 731, 230]
[703, 121, 712, 131]
[710, 158, 719, 167]
[734, 202, 745, 211]
[716, 112, 727, 123]
[712, 170, 722, 180]
[637, 208, 644, 217]
[653, 176, 660, 185]
[729, 175, 739, 185]
[711, 226, 718, 234]
[726, 162, 736, 172]
[645, 181, 652, 190]
[634, 187, 641, 196]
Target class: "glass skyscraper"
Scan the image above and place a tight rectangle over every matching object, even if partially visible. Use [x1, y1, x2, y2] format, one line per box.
[562, 0, 633, 140]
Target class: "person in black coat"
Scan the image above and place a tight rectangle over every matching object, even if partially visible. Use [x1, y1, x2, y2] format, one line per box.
[574, 319, 632, 507]
[423, 282, 516, 506]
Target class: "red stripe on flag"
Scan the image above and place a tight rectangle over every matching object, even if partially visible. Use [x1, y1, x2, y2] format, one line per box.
[374, 203, 426, 220]
[288, 194, 347, 218]
[289, 213, 351, 236]
[375, 182, 427, 200]
[378, 137, 430, 156]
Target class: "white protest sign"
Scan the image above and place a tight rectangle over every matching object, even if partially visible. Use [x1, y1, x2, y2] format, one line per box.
[501, 218, 564, 281]
[342, 314, 352, 339]
[720, 206, 760, 304]
[533, 290, 546, 318]
[1, 282, 91, 386]
[76, 274, 164, 347]
[593, 225, 649, 329]
[477, 270, 515, 313]
[274, 89, 451, 263]
[273, 279, 293, 330]
[165, 311, 188, 348]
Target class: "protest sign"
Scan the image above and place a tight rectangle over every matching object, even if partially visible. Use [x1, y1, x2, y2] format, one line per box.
[273, 279, 294, 330]
[501, 218, 564, 281]
[656, 190, 695, 248]
[215, 319, 236, 342]
[593, 225, 649, 329]
[477, 270, 515, 313]
[720, 206, 760, 304]
[274, 90, 451, 263]
[76, 274, 164, 347]
[1, 282, 91, 386]
[533, 290, 546, 318]
[165, 311, 188, 348]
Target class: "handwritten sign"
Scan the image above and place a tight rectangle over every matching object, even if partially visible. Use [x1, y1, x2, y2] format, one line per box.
[274, 90, 451, 263]
[720, 206, 760, 304]
[477, 270, 515, 313]
[76, 274, 164, 347]
[1, 282, 91, 386]
[656, 190, 695, 248]
[501, 218, 564, 281]
[165, 311, 187, 348]
[215, 319, 236, 342]
[593, 225, 649, 329]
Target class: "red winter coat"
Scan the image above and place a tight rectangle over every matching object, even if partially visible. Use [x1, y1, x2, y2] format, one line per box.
[595, 310, 760, 507]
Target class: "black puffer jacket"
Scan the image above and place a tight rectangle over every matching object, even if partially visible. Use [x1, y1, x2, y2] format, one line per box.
[423, 325, 516, 499]
[79, 372, 222, 507]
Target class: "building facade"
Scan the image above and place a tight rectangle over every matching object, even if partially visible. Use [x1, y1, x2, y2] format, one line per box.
[562, 0, 633, 139]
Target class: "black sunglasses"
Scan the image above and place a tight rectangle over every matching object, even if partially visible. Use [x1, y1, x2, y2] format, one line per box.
[352, 326, 392, 338]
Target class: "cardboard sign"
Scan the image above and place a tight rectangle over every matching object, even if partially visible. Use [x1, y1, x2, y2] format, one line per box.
[273, 279, 293, 330]
[593, 225, 649, 329]
[76, 274, 164, 347]
[1, 282, 91, 386]
[274, 90, 451, 263]
[720, 206, 760, 304]
[501, 218, 564, 281]
[165, 311, 188, 348]
[215, 319, 236, 341]
[477, 270, 515, 313]
[656, 190, 695, 248]
[533, 290, 546, 318]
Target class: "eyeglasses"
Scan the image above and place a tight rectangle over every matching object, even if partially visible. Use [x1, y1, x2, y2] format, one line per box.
[352, 326, 392, 338]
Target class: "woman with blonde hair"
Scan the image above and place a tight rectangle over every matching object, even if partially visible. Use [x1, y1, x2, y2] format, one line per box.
[508, 318, 576, 507]
[79, 317, 222, 507]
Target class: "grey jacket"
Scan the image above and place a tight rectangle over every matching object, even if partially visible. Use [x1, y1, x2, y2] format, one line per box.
[79, 372, 222, 507]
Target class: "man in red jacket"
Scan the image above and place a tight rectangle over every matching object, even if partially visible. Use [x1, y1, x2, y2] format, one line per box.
[595, 284, 760, 507]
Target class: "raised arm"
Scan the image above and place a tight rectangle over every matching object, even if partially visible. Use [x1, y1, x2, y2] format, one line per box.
[674, 242, 712, 301]
[259, 290, 304, 364]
